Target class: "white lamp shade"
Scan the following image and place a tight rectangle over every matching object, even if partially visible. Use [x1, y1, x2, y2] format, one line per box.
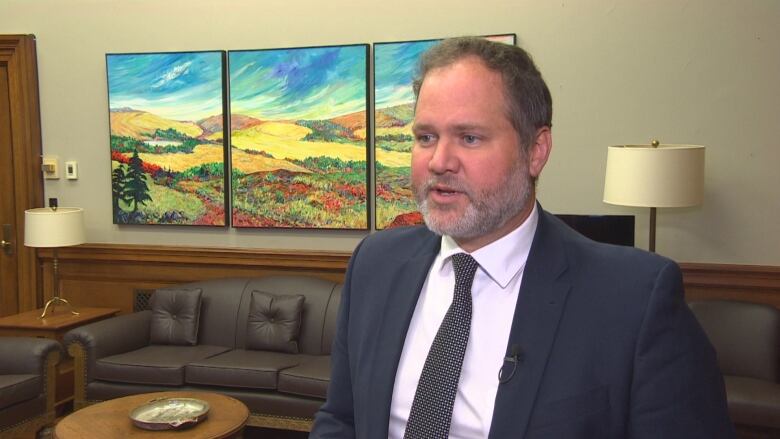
[24, 207, 86, 248]
[603, 144, 705, 208]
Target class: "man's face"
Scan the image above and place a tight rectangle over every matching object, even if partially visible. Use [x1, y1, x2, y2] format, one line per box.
[411, 56, 537, 251]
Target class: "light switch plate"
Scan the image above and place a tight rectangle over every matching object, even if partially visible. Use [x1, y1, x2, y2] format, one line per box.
[65, 161, 78, 179]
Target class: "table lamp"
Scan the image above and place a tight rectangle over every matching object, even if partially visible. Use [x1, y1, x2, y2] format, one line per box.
[603, 140, 704, 252]
[24, 204, 85, 318]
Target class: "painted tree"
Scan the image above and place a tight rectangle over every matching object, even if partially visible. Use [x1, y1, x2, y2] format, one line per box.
[125, 150, 152, 212]
[111, 163, 129, 220]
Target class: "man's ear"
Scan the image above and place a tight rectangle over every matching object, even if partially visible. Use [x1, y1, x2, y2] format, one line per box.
[528, 127, 552, 178]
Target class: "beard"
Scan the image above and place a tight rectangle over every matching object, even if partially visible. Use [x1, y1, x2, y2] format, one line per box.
[413, 160, 533, 241]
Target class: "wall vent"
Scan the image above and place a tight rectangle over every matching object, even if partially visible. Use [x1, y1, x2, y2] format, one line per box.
[133, 289, 155, 312]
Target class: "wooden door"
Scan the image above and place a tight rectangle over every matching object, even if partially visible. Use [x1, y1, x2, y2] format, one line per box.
[0, 35, 44, 316]
[0, 65, 19, 315]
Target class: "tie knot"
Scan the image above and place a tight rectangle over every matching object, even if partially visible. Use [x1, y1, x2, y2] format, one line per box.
[451, 253, 479, 285]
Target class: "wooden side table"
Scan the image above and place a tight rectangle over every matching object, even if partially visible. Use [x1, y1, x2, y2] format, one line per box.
[0, 307, 120, 410]
[53, 391, 249, 438]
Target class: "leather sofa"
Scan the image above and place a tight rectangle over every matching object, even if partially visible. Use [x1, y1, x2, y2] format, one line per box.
[0, 336, 62, 436]
[689, 300, 780, 438]
[64, 275, 341, 431]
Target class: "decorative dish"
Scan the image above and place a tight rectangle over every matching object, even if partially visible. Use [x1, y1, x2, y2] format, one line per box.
[129, 397, 209, 430]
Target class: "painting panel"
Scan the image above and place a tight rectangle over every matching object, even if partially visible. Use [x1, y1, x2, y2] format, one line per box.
[229, 44, 369, 229]
[107, 51, 227, 226]
[374, 34, 516, 229]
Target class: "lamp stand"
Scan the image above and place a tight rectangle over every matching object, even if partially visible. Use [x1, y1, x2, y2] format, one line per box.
[39, 248, 79, 319]
[648, 207, 657, 253]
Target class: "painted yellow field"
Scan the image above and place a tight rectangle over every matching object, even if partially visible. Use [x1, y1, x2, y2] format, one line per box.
[232, 121, 410, 167]
[111, 111, 203, 139]
[138, 145, 221, 172]
[231, 148, 310, 174]
[376, 122, 413, 137]
[376, 149, 411, 167]
[254, 121, 310, 139]
[138, 144, 309, 174]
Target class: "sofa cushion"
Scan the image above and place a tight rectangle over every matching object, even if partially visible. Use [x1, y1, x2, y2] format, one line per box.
[185, 349, 302, 390]
[150, 287, 203, 346]
[725, 375, 780, 429]
[94, 345, 229, 386]
[247, 291, 305, 354]
[0, 374, 40, 410]
[278, 355, 330, 399]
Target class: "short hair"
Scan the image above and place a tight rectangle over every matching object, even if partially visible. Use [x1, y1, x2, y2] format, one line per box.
[413, 36, 553, 151]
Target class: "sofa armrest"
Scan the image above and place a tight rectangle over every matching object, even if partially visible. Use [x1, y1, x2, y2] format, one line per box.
[64, 310, 151, 378]
[65, 310, 152, 408]
[0, 336, 62, 375]
[0, 336, 61, 415]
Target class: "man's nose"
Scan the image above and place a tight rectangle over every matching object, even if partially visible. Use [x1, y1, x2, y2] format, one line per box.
[428, 138, 459, 174]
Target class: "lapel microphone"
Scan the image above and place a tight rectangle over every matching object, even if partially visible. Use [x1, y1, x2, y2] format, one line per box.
[498, 344, 523, 384]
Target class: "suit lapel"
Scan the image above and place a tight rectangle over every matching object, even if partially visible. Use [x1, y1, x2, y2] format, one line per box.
[489, 209, 572, 439]
[366, 232, 440, 436]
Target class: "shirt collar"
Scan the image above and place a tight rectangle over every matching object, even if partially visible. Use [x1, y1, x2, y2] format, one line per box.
[438, 203, 539, 288]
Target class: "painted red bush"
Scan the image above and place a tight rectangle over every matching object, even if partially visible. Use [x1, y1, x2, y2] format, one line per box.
[111, 151, 130, 164]
[387, 211, 423, 228]
[111, 150, 163, 176]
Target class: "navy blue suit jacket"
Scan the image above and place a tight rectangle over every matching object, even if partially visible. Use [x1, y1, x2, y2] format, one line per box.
[311, 208, 734, 438]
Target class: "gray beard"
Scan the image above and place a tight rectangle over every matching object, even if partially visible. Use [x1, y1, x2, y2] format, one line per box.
[414, 162, 532, 241]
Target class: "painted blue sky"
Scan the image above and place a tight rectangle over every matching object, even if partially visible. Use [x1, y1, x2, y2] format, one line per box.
[107, 52, 223, 121]
[374, 35, 516, 110]
[230, 45, 367, 121]
[374, 40, 438, 109]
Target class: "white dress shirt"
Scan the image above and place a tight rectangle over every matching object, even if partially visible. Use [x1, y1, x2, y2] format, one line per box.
[388, 205, 539, 439]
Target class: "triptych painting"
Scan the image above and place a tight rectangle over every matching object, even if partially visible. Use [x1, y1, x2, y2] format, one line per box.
[106, 35, 514, 229]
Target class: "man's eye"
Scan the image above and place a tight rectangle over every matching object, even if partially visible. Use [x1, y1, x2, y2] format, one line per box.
[463, 135, 479, 144]
[416, 134, 435, 144]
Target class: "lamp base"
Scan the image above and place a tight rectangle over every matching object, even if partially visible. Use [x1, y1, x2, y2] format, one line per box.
[39, 296, 80, 319]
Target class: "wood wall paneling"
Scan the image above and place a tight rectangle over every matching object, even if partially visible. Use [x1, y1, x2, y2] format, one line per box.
[37, 244, 780, 314]
[680, 263, 780, 309]
[39, 244, 351, 314]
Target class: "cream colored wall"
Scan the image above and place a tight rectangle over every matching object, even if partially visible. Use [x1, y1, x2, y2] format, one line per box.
[1, 0, 778, 264]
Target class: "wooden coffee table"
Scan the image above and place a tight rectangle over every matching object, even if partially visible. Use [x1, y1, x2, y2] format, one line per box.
[53, 391, 249, 438]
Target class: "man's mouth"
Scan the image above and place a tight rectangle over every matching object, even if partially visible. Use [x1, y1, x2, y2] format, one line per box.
[431, 185, 461, 196]
[424, 180, 471, 205]
[415, 177, 470, 206]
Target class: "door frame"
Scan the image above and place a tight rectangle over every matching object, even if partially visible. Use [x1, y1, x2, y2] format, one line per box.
[0, 35, 44, 312]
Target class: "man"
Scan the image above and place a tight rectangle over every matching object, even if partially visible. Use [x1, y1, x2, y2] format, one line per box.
[311, 37, 733, 438]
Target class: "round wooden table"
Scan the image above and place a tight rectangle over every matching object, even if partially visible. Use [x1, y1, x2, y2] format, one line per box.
[54, 391, 249, 438]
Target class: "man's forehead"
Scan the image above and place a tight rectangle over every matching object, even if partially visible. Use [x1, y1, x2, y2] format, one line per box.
[421, 56, 500, 84]
[416, 60, 506, 104]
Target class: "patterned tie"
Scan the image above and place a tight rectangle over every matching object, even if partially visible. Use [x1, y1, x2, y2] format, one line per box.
[404, 252, 479, 439]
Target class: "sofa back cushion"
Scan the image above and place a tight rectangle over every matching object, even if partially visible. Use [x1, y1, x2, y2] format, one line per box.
[246, 291, 305, 353]
[162, 276, 343, 353]
[194, 278, 257, 348]
[690, 300, 780, 382]
[149, 288, 202, 345]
